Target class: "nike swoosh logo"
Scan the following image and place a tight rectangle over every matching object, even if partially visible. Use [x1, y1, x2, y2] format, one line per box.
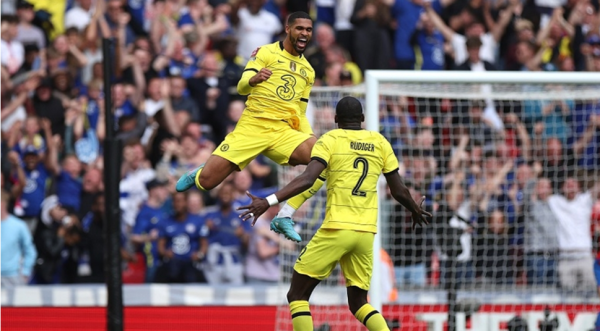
[278, 60, 285, 63]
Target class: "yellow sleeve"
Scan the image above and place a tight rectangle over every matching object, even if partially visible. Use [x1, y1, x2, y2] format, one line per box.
[298, 74, 314, 114]
[310, 133, 333, 167]
[237, 47, 271, 95]
[381, 136, 399, 175]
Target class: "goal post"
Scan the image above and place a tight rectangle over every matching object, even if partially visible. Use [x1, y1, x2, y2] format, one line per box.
[364, 70, 600, 315]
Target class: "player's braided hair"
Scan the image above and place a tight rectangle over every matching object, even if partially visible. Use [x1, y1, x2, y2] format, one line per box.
[286, 11, 312, 26]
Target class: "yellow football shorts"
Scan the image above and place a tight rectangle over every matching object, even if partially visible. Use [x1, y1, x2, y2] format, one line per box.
[294, 228, 374, 290]
[212, 112, 313, 170]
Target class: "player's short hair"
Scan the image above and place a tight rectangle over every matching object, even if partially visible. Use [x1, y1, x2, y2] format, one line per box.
[287, 12, 312, 26]
[336, 96, 363, 123]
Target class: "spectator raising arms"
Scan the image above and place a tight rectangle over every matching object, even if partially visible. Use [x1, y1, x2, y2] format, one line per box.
[549, 177, 600, 293]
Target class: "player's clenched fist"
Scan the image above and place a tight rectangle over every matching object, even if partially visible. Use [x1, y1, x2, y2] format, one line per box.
[249, 68, 272, 87]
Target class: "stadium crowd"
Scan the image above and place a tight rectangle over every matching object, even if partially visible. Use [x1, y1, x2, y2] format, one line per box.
[1, 0, 599, 296]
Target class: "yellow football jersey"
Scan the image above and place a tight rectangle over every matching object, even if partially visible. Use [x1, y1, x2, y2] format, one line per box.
[311, 129, 399, 233]
[239, 41, 315, 128]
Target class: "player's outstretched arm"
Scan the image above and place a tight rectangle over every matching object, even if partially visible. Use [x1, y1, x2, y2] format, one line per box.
[238, 160, 326, 225]
[384, 171, 432, 230]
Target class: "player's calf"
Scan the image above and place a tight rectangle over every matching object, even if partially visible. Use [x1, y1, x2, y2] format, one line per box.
[287, 271, 321, 331]
[197, 156, 239, 190]
[347, 286, 369, 315]
[348, 286, 390, 331]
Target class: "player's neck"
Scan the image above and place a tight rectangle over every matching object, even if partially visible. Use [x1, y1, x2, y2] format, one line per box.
[282, 39, 300, 57]
[338, 124, 362, 130]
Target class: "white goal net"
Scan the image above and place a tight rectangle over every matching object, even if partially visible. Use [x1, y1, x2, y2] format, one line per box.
[275, 72, 600, 331]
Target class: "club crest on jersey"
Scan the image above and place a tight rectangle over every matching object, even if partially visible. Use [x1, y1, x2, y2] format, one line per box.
[290, 61, 296, 72]
[250, 47, 260, 61]
[300, 68, 307, 77]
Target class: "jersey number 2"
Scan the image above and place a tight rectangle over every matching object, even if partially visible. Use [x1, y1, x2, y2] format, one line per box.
[352, 157, 369, 197]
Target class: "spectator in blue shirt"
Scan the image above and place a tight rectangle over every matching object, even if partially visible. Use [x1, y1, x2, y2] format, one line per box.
[12, 115, 46, 159]
[572, 104, 600, 169]
[45, 121, 83, 212]
[412, 12, 445, 70]
[204, 182, 251, 285]
[126, 0, 149, 35]
[523, 93, 574, 147]
[1, 189, 37, 287]
[157, 191, 207, 283]
[131, 179, 170, 283]
[10, 136, 52, 233]
[387, 0, 445, 69]
[105, 0, 136, 45]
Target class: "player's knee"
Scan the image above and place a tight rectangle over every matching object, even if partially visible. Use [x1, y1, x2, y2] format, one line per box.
[347, 287, 368, 314]
[286, 288, 307, 303]
[286, 289, 297, 303]
[198, 172, 218, 191]
[290, 139, 316, 166]
[348, 298, 366, 315]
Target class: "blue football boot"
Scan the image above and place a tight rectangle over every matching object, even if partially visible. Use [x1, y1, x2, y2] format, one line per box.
[175, 163, 205, 192]
[270, 217, 301, 243]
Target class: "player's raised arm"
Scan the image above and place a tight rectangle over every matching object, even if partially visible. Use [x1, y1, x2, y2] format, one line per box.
[237, 47, 273, 95]
[238, 159, 326, 225]
[384, 171, 431, 230]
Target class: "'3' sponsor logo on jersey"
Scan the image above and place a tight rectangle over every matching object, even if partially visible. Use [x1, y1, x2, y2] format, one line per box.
[276, 74, 296, 101]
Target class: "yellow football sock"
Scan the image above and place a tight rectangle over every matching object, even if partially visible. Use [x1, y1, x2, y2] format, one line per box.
[290, 300, 313, 331]
[287, 174, 326, 210]
[194, 167, 207, 191]
[354, 304, 389, 331]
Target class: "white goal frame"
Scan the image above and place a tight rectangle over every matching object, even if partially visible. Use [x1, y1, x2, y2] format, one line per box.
[364, 70, 600, 312]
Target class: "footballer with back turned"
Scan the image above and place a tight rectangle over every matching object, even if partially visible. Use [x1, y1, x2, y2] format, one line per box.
[239, 96, 431, 331]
